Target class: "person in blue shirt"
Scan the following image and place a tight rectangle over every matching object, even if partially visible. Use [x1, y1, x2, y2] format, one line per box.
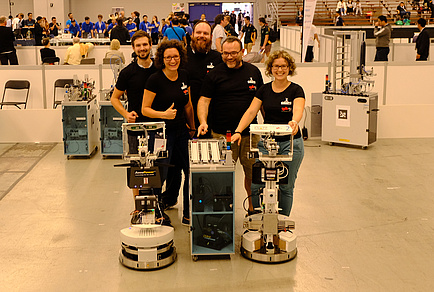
[81, 16, 94, 38]
[161, 18, 169, 35]
[126, 18, 137, 38]
[65, 12, 75, 33]
[139, 15, 150, 33]
[94, 14, 106, 36]
[163, 17, 186, 43]
[148, 15, 160, 45]
[107, 18, 117, 34]
[69, 19, 80, 37]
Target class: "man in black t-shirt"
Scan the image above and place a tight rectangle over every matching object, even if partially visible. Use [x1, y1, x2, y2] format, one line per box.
[239, 16, 257, 53]
[185, 20, 222, 137]
[111, 31, 157, 215]
[198, 36, 263, 212]
[49, 17, 60, 37]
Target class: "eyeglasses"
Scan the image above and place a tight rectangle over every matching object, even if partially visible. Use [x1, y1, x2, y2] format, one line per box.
[164, 56, 180, 61]
[222, 51, 241, 57]
[272, 65, 288, 70]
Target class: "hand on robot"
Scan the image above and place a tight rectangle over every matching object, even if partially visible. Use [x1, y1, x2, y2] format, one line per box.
[197, 123, 208, 137]
[163, 103, 177, 119]
[126, 111, 139, 123]
[288, 120, 299, 135]
[231, 132, 242, 145]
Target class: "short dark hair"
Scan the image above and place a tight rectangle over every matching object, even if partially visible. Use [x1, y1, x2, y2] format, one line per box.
[68, 12, 72, 17]
[172, 17, 179, 25]
[214, 14, 224, 25]
[259, 17, 266, 23]
[418, 18, 427, 27]
[117, 18, 124, 26]
[378, 15, 387, 22]
[28, 12, 32, 16]
[134, 11, 140, 17]
[85, 16, 90, 21]
[98, 14, 103, 18]
[154, 40, 187, 69]
[244, 16, 250, 21]
[131, 30, 152, 47]
[51, 16, 56, 20]
[222, 36, 242, 50]
[143, 15, 148, 18]
[42, 37, 50, 46]
[36, 16, 42, 22]
[184, 13, 190, 20]
[180, 18, 188, 26]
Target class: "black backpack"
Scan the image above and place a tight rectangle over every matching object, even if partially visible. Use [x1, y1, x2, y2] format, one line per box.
[269, 27, 278, 43]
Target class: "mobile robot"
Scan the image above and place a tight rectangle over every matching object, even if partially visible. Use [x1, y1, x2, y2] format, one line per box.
[241, 124, 297, 263]
[116, 122, 177, 270]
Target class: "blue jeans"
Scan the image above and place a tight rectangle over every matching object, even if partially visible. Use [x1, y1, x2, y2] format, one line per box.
[251, 137, 304, 216]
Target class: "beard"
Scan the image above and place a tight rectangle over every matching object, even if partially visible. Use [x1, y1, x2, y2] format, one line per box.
[136, 50, 150, 60]
[191, 36, 211, 54]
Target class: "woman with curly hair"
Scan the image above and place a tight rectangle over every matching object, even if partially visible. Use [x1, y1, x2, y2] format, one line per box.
[232, 50, 305, 216]
[142, 40, 195, 226]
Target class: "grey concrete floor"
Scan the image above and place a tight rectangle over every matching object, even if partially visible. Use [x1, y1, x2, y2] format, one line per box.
[1, 138, 434, 292]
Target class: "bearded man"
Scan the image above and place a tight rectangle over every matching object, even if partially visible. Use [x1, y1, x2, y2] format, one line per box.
[185, 20, 223, 135]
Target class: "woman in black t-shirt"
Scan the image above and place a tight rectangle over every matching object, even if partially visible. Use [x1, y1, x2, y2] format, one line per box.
[232, 50, 305, 216]
[142, 40, 195, 225]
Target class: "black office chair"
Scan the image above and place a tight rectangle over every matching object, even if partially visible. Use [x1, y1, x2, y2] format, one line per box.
[80, 58, 95, 64]
[43, 57, 60, 65]
[53, 79, 74, 109]
[1, 80, 31, 109]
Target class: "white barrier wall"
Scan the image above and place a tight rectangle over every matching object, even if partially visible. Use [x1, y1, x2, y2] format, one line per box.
[280, 26, 433, 63]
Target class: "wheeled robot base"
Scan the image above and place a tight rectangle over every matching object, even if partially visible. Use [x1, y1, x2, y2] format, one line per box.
[240, 214, 297, 263]
[119, 224, 177, 270]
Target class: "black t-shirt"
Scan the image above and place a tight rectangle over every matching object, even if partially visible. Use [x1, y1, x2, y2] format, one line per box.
[145, 69, 190, 131]
[110, 26, 130, 45]
[40, 47, 56, 61]
[260, 25, 270, 47]
[185, 46, 222, 128]
[241, 24, 257, 44]
[256, 82, 305, 139]
[49, 22, 59, 36]
[115, 60, 157, 123]
[200, 62, 263, 135]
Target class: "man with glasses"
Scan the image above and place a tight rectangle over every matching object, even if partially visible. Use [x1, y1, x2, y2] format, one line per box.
[197, 36, 263, 213]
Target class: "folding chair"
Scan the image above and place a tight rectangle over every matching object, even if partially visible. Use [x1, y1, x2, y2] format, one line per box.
[80, 58, 95, 64]
[1, 80, 31, 109]
[53, 79, 73, 109]
[103, 57, 122, 65]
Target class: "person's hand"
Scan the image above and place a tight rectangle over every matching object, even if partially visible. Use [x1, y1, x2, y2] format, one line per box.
[374, 21, 379, 26]
[126, 111, 139, 123]
[231, 132, 242, 145]
[288, 120, 299, 136]
[261, 45, 265, 51]
[163, 103, 177, 119]
[416, 54, 421, 59]
[197, 123, 208, 137]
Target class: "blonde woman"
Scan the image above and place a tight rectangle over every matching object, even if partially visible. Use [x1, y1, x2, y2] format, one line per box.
[105, 39, 125, 63]
[232, 50, 305, 216]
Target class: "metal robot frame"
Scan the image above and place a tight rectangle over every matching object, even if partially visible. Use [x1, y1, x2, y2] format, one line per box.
[241, 124, 297, 263]
[117, 122, 177, 270]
